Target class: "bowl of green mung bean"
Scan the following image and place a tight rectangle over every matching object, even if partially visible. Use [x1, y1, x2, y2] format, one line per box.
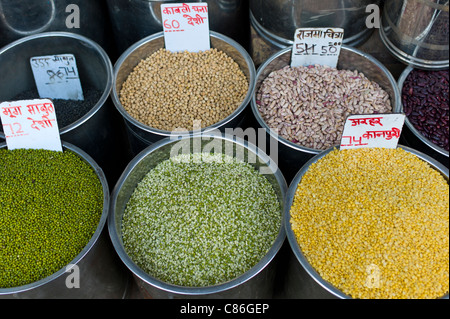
[0, 142, 128, 299]
[108, 133, 287, 298]
[285, 145, 449, 299]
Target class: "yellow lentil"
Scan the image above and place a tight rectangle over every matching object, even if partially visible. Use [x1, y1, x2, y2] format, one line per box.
[290, 148, 449, 299]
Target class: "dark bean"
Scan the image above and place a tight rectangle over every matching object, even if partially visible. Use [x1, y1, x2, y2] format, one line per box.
[402, 69, 449, 151]
[0, 86, 103, 132]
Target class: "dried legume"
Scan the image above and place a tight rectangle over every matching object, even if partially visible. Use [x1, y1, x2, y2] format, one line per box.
[402, 69, 449, 151]
[290, 148, 449, 299]
[0, 148, 103, 288]
[256, 65, 392, 150]
[122, 153, 281, 287]
[119, 48, 249, 131]
[0, 87, 103, 130]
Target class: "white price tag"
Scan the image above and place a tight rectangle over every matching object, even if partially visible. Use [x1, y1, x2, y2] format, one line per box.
[30, 54, 84, 101]
[0, 99, 62, 152]
[291, 28, 344, 68]
[161, 2, 210, 52]
[340, 114, 406, 150]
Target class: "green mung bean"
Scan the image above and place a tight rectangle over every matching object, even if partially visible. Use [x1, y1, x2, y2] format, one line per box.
[0, 148, 103, 288]
[122, 153, 281, 287]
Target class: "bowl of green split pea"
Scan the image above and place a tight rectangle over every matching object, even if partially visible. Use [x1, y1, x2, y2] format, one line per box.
[108, 133, 287, 299]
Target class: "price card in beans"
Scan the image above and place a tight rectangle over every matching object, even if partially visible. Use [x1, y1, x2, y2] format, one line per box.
[0, 99, 62, 152]
[30, 54, 84, 101]
[340, 113, 406, 150]
[161, 2, 210, 52]
[291, 28, 344, 68]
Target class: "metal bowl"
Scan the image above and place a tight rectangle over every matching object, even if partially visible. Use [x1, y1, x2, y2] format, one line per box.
[108, 134, 287, 298]
[398, 66, 449, 163]
[111, 31, 256, 155]
[284, 145, 449, 299]
[0, 142, 128, 299]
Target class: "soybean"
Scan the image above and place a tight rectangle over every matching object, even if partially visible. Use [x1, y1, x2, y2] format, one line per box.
[0, 148, 103, 288]
[122, 153, 281, 287]
[290, 148, 449, 299]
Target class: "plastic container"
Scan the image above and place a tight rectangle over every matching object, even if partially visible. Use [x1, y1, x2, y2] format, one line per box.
[111, 31, 256, 157]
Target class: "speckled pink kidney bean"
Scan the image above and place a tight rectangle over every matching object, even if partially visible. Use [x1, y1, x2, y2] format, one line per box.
[256, 65, 392, 150]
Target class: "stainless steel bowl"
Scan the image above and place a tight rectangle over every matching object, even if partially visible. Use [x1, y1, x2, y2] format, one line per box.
[108, 134, 287, 298]
[0, 141, 128, 299]
[111, 31, 256, 156]
[0, 31, 129, 186]
[284, 145, 449, 299]
[250, 45, 401, 182]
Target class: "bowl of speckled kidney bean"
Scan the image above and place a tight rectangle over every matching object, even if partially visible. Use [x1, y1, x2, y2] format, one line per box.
[250, 45, 402, 182]
[398, 66, 449, 162]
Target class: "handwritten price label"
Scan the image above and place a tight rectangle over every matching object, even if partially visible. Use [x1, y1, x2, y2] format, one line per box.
[340, 114, 405, 150]
[291, 28, 344, 68]
[30, 54, 84, 101]
[161, 2, 210, 52]
[0, 99, 62, 152]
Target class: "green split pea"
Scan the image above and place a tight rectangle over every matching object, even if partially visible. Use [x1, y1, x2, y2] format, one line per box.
[0, 148, 103, 289]
[122, 153, 282, 287]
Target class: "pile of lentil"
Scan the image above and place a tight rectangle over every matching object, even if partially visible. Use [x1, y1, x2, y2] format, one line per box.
[0, 148, 104, 288]
[119, 48, 249, 131]
[256, 65, 392, 150]
[122, 153, 281, 287]
[290, 148, 449, 299]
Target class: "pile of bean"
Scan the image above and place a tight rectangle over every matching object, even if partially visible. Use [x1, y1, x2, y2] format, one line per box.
[402, 69, 449, 151]
[122, 153, 281, 287]
[256, 65, 392, 150]
[0, 148, 103, 288]
[0, 87, 103, 130]
[290, 148, 449, 299]
[119, 48, 249, 131]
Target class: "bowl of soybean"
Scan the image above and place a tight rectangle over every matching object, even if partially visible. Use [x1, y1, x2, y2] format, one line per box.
[285, 145, 449, 299]
[111, 31, 256, 154]
[108, 134, 287, 298]
[0, 142, 112, 298]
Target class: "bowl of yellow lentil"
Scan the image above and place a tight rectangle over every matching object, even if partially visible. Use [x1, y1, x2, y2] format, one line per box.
[285, 145, 449, 299]
[111, 31, 256, 156]
[108, 133, 287, 298]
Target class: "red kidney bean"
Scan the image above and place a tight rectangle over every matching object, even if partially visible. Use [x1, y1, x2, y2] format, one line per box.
[402, 69, 449, 151]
